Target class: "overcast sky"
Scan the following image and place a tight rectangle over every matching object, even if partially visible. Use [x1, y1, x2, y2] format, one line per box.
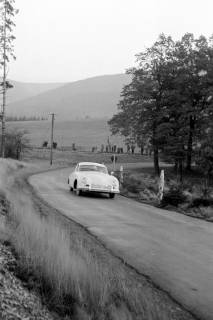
[8, 0, 213, 83]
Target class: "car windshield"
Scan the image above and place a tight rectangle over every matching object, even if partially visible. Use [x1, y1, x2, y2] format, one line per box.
[79, 165, 108, 174]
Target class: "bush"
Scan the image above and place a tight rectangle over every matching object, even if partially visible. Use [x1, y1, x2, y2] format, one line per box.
[123, 173, 159, 195]
[0, 129, 29, 159]
[190, 198, 213, 208]
[199, 207, 213, 220]
[124, 176, 142, 193]
[161, 185, 186, 207]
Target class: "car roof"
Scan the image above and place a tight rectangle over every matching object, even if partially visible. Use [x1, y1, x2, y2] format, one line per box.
[78, 162, 106, 167]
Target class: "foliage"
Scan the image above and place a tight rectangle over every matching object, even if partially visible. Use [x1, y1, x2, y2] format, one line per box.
[108, 33, 213, 179]
[0, 0, 18, 157]
[196, 128, 213, 184]
[172, 34, 213, 170]
[161, 185, 187, 207]
[123, 175, 142, 193]
[0, 0, 18, 63]
[109, 34, 176, 175]
[0, 129, 29, 159]
[190, 197, 213, 208]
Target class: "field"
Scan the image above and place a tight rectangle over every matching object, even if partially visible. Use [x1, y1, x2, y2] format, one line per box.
[7, 119, 127, 151]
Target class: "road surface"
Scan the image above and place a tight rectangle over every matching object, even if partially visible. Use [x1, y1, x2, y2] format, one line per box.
[30, 167, 213, 320]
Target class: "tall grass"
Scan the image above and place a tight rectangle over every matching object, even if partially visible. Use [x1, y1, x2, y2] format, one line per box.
[6, 194, 119, 318]
[0, 159, 193, 320]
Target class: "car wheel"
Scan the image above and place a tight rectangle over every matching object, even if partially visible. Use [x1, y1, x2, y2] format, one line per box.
[74, 180, 81, 196]
[109, 193, 115, 199]
[76, 189, 82, 196]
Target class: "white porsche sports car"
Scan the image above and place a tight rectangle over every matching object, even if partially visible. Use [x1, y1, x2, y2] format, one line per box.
[68, 162, 120, 198]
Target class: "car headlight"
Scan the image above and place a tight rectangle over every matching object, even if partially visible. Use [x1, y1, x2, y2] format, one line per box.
[81, 177, 87, 184]
[112, 180, 118, 188]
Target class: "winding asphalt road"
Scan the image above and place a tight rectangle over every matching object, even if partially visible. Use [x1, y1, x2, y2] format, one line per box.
[30, 167, 213, 320]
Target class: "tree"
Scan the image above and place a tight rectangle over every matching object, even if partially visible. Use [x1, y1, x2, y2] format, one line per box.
[0, 0, 17, 157]
[109, 34, 176, 175]
[173, 34, 213, 170]
[0, 128, 29, 159]
[156, 34, 213, 178]
[109, 33, 213, 178]
[196, 128, 213, 189]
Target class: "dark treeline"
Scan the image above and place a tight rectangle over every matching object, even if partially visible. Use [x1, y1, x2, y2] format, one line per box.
[6, 115, 47, 122]
[109, 33, 213, 182]
[0, 129, 29, 160]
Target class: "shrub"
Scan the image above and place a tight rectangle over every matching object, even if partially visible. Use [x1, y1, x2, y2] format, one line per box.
[0, 129, 29, 160]
[161, 185, 186, 207]
[124, 176, 142, 193]
[190, 198, 213, 208]
[199, 207, 213, 220]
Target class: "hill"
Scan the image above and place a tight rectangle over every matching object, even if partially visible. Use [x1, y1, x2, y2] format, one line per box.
[6, 80, 64, 104]
[7, 74, 130, 119]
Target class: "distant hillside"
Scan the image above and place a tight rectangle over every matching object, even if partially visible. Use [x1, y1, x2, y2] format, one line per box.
[7, 74, 130, 119]
[6, 80, 64, 104]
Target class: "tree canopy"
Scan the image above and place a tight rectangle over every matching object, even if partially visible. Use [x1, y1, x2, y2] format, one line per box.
[108, 33, 213, 178]
[0, 0, 17, 157]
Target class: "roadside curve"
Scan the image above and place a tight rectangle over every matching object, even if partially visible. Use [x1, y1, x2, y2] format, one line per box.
[30, 167, 213, 320]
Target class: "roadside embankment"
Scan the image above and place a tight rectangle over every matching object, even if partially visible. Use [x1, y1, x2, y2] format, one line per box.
[0, 159, 55, 320]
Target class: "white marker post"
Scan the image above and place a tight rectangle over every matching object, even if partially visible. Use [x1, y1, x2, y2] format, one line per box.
[158, 170, 164, 202]
[120, 165, 123, 184]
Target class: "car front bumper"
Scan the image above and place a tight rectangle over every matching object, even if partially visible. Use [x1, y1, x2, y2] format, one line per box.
[78, 186, 119, 194]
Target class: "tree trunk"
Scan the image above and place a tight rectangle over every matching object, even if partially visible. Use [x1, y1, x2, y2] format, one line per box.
[174, 159, 178, 171]
[178, 159, 183, 183]
[186, 116, 195, 171]
[153, 144, 160, 176]
[153, 124, 160, 176]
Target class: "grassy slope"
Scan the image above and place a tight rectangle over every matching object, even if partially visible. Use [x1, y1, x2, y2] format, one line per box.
[7, 74, 130, 119]
[7, 80, 64, 105]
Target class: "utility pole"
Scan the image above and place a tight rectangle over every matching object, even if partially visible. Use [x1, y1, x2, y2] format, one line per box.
[1, 0, 7, 158]
[50, 113, 55, 165]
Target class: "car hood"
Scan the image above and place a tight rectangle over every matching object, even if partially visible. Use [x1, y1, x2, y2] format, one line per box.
[77, 171, 118, 184]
